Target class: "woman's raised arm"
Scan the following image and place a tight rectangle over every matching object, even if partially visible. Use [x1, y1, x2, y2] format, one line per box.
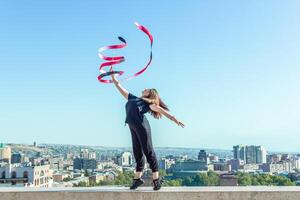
[111, 69, 129, 100]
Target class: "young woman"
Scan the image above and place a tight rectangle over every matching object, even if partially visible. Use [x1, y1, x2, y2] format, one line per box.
[110, 72, 185, 190]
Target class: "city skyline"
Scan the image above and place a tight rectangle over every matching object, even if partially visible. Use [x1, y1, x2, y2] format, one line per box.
[1, 141, 300, 187]
[1, 141, 299, 154]
[1, 1, 300, 152]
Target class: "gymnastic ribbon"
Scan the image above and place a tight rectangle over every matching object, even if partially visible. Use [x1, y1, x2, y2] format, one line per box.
[97, 22, 153, 83]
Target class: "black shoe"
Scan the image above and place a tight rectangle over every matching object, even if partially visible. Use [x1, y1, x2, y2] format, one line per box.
[152, 177, 165, 191]
[129, 178, 144, 190]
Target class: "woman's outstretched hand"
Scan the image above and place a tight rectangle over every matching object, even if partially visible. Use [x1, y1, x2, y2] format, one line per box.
[171, 116, 185, 128]
[176, 119, 185, 128]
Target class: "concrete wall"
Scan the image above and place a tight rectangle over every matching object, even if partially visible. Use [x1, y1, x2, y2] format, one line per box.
[1, 186, 300, 200]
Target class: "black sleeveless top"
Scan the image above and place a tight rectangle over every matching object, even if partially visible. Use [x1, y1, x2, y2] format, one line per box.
[125, 93, 151, 124]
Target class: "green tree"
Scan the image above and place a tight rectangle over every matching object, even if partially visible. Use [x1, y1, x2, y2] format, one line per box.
[63, 177, 72, 182]
[159, 169, 168, 177]
[182, 176, 193, 186]
[237, 172, 252, 186]
[236, 172, 296, 186]
[166, 179, 182, 186]
[75, 181, 88, 187]
[113, 170, 133, 186]
[207, 170, 219, 186]
[196, 173, 211, 186]
[272, 175, 295, 186]
[84, 169, 91, 177]
[98, 179, 113, 185]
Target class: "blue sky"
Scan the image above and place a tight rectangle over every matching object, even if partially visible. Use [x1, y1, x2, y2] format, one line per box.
[0, 1, 299, 152]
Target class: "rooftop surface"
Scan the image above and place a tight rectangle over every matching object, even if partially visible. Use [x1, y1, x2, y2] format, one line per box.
[1, 187, 300, 200]
[1, 186, 300, 192]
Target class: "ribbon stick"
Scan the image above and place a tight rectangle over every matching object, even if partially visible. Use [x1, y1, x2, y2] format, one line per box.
[97, 22, 153, 83]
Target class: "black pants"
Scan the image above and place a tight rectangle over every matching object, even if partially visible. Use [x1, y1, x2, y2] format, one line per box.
[128, 117, 159, 173]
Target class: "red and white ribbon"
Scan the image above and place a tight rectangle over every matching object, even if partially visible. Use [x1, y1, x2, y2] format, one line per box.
[97, 22, 153, 83]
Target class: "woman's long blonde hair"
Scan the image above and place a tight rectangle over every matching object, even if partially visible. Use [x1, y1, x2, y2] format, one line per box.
[142, 88, 169, 119]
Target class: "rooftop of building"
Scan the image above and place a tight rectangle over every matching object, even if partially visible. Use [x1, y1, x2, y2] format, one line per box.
[1, 186, 300, 192]
[1, 186, 300, 200]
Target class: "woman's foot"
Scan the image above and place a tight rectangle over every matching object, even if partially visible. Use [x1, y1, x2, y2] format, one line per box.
[129, 178, 144, 190]
[152, 177, 164, 191]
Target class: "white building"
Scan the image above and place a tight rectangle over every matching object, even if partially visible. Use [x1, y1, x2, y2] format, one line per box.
[80, 148, 96, 160]
[233, 145, 267, 164]
[0, 163, 52, 187]
[97, 160, 115, 170]
[88, 152, 96, 160]
[117, 152, 132, 166]
[80, 149, 89, 159]
[256, 146, 267, 164]
[159, 158, 175, 170]
[0, 143, 11, 163]
[260, 163, 285, 173]
[293, 158, 300, 171]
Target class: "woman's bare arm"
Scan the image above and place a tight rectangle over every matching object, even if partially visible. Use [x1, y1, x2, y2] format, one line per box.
[111, 70, 129, 100]
[149, 104, 185, 128]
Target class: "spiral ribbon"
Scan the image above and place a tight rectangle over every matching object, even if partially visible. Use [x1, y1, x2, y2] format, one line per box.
[97, 22, 153, 83]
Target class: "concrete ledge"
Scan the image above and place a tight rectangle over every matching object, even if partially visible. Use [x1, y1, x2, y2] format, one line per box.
[1, 186, 300, 200]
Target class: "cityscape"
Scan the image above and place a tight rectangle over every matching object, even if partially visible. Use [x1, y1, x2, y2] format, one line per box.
[0, 142, 299, 187]
[1, 0, 300, 199]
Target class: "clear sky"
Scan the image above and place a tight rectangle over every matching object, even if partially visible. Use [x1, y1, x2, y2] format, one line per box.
[0, 1, 299, 152]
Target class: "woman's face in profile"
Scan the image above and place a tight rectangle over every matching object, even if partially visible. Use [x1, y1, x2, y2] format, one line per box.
[142, 88, 150, 97]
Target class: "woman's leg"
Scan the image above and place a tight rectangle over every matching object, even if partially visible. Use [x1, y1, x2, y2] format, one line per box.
[134, 118, 159, 179]
[134, 171, 143, 179]
[129, 125, 145, 178]
[152, 171, 159, 180]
